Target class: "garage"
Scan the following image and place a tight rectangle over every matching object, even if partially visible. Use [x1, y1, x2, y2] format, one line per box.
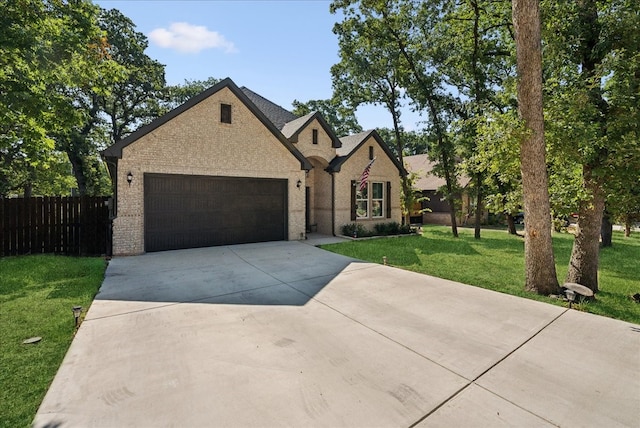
[144, 173, 288, 252]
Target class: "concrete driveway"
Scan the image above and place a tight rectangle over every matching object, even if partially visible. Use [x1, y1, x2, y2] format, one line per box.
[34, 241, 640, 427]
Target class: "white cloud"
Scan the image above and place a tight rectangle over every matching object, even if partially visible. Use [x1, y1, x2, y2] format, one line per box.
[149, 22, 237, 54]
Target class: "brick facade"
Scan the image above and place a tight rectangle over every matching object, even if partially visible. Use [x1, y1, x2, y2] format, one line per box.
[333, 136, 402, 233]
[105, 79, 403, 255]
[112, 87, 305, 255]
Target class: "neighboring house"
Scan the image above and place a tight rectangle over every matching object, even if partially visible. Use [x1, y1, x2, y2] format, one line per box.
[404, 154, 482, 226]
[102, 78, 403, 255]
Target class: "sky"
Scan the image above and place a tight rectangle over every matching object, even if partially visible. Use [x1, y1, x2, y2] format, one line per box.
[93, 0, 424, 132]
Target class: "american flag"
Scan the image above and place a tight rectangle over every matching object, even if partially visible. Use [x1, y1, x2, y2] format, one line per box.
[359, 157, 376, 192]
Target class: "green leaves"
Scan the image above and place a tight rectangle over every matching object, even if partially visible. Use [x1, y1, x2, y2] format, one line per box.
[543, 0, 639, 222]
[162, 77, 221, 111]
[291, 98, 363, 137]
[1, 0, 116, 196]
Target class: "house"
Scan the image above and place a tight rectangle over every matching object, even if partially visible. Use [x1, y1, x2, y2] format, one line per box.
[102, 78, 403, 255]
[404, 154, 480, 226]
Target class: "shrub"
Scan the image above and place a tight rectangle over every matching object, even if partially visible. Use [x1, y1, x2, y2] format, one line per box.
[341, 223, 373, 238]
[374, 222, 413, 235]
[342, 222, 412, 238]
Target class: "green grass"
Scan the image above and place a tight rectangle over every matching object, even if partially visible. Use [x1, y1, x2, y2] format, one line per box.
[1, 231, 637, 426]
[321, 225, 640, 325]
[0, 255, 106, 428]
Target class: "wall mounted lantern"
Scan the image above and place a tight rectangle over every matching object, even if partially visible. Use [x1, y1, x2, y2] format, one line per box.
[127, 172, 133, 186]
[296, 179, 302, 188]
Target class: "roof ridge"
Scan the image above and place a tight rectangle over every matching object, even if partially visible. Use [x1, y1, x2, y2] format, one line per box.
[239, 86, 295, 114]
[240, 86, 298, 130]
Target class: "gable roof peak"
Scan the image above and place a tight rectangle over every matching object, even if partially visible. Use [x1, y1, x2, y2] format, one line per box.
[280, 111, 341, 148]
[330, 129, 402, 174]
[336, 129, 376, 156]
[102, 77, 311, 171]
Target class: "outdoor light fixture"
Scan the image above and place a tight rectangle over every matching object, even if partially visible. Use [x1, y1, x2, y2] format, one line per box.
[127, 171, 133, 186]
[564, 289, 576, 308]
[72, 306, 83, 327]
[296, 179, 302, 188]
[562, 282, 593, 309]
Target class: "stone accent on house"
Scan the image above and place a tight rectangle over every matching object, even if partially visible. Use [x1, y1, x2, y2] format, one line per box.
[112, 87, 305, 255]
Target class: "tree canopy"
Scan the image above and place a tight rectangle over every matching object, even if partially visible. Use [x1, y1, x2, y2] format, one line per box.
[1, 0, 637, 295]
[329, 0, 638, 294]
[1, 0, 120, 196]
[291, 98, 362, 137]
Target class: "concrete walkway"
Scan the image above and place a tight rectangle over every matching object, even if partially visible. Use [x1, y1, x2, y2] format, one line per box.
[302, 232, 351, 246]
[34, 241, 640, 427]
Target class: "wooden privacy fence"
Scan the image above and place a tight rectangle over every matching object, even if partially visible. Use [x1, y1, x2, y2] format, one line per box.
[0, 196, 111, 257]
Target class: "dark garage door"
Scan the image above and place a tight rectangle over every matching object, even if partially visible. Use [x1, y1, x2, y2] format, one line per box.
[144, 173, 288, 252]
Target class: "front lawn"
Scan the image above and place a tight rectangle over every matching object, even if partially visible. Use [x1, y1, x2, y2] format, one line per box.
[0, 255, 106, 428]
[321, 225, 640, 325]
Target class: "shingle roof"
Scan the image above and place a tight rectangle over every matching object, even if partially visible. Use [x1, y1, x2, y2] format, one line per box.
[240, 87, 297, 130]
[336, 130, 372, 157]
[279, 111, 341, 148]
[101, 76, 399, 177]
[281, 112, 315, 139]
[404, 154, 471, 191]
[329, 130, 403, 175]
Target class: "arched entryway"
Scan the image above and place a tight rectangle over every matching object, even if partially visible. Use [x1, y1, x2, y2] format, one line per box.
[306, 157, 333, 235]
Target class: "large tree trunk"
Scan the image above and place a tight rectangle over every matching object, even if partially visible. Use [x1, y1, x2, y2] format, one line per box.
[506, 213, 517, 235]
[565, 0, 608, 294]
[474, 173, 482, 239]
[390, 102, 411, 225]
[23, 183, 32, 198]
[512, 0, 559, 295]
[64, 133, 89, 196]
[57, 101, 99, 197]
[566, 167, 605, 293]
[441, 148, 459, 237]
[600, 207, 613, 247]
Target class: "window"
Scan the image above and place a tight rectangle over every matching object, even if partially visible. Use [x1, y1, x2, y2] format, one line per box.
[312, 129, 318, 144]
[371, 182, 384, 217]
[220, 103, 232, 123]
[369, 146, 374, 160]
[356, 185, 368, 218]
[351, 181, 390, 220]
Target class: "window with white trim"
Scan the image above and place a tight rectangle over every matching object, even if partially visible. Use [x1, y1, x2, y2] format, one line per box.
[356, 185, 368, 218]
[371, 182, 384, 217]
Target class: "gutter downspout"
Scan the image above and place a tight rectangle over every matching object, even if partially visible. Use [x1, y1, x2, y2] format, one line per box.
[331, 171, 336, 236]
